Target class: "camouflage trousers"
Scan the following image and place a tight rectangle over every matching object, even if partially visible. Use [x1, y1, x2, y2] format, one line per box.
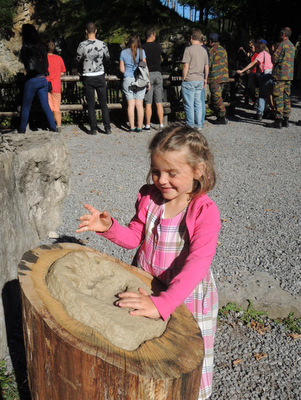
[273, 80, 291, 119]
[209, 82, 226, 118]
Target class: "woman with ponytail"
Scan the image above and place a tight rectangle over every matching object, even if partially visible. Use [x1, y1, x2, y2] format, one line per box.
[120, 34, 148, 132]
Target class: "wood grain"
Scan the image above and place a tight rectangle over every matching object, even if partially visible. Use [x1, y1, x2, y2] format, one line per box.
[18, 243, 203, 400]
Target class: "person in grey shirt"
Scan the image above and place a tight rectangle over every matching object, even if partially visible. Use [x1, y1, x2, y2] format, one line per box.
[77, 22, 111, 135]
[181, 29, 209, 131]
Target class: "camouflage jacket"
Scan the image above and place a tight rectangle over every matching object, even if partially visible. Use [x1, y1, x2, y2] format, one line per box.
[209, 44, 229, 83]
[272, 39, 295, 81]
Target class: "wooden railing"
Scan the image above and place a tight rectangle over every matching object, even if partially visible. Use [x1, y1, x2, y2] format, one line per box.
[0, 74, 235, 122]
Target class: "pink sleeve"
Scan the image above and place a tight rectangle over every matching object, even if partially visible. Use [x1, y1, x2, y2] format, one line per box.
[151, 202, 220, 320]
[255, 52, 264, 64]
[97, 185, 150, 249]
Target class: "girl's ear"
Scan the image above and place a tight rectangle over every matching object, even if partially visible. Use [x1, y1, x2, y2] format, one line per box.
[194, 162, 206, 179]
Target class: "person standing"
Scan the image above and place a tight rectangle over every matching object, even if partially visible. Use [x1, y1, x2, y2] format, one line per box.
[120, 34, 147, 132]
[18, 24, 57, 133]
[208, 33, 229, 125]
[142, 27, 164, 131]
[271, 27, 295, 128]
[181, 29, 209, 131]
[76, 22, 111, 135]
[46, 40, 66, 133]
[236, 40, 273, 121]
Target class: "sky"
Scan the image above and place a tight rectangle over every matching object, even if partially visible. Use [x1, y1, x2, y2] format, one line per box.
[160, 1, 200, 21]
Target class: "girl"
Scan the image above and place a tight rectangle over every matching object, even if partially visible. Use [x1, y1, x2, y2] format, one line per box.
[76, 124, 220, 399]
[236, 39, 274, 121]
[120, 34, 148, 132]
[46, 40, 66, 133]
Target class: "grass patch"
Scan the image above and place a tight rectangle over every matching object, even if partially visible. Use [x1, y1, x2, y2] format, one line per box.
[275, 312, 301, 334]
[219, 300, 268, 325]
[219, 301, 301, 334]
[0, 360, 19, 400]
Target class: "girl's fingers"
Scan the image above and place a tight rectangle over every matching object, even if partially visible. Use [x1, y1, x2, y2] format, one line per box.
[78, 214, 92, 221]
[84, 203, 99, 214]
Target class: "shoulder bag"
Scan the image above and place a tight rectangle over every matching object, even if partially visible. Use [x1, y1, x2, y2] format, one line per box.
[133, 49, 149, 89]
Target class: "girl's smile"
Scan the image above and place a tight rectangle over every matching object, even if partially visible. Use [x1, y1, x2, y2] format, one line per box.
[151, 150, 201, 207]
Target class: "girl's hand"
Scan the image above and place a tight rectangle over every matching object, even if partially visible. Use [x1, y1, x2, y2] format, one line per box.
[117, 288, 160, 319]
[236, 70, 243, 75]
[76, 203, 112, 233]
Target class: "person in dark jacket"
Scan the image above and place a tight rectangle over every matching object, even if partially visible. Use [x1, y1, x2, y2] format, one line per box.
[18, 24, 57, 133]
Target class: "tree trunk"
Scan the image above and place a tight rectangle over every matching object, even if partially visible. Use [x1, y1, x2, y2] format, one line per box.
[18, 243, 203, 400]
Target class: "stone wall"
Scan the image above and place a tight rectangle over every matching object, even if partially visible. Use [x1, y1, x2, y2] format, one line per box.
[0, 0, 35, 78]
[0, 132, 71, 359]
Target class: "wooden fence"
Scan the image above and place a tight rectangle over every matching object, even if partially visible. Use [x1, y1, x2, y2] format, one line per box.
[0, 74, 235, 124]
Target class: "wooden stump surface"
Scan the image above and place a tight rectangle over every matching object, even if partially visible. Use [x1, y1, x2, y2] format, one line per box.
[18, 243, 203, 400]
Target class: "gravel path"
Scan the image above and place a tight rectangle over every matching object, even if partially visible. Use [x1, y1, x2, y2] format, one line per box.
[40, 92, 301, 399]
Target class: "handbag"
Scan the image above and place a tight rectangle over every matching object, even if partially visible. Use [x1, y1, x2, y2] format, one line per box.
[48, 81, 53, 93]
[132, 49, 149, 89]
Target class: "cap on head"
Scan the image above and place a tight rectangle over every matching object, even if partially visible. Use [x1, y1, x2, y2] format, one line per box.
[209, 33, 219, 42]
[257, 39, 267, 44]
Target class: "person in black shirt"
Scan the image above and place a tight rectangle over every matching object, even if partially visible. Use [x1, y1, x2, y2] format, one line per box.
[142, 28, 164, 130]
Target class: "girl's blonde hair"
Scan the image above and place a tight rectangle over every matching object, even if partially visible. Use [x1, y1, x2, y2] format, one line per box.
[147, 123, 216, 196]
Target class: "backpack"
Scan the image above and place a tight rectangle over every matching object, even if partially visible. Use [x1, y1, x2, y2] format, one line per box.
[133, 49, 149, 89]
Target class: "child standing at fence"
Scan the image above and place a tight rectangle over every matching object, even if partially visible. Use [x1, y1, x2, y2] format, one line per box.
[76, 123, 220, 399]
[46, 41, 66, 133]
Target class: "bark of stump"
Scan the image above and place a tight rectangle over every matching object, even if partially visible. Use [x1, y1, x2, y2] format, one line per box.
[18, 243, 203, 400]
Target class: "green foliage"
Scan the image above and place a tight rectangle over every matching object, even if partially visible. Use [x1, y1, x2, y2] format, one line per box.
[219, 301, 301, 335]
[0, 118, 12, 129]
[0, 0, 17, 39]
[219, 301, 267, 325]
[275, 313, 301, 334]
[0, 360, 19, 400]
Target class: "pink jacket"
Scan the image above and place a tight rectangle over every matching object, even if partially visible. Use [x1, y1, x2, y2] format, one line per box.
[99, 185, 221, 320]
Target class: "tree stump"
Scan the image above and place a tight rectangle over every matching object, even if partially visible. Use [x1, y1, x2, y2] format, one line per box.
[18, 243, 203, 400]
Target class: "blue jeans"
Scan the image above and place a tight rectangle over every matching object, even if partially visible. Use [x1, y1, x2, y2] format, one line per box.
[19, 75, 56, 131]
[257, 73, 273, 115]
[201, 86, 206, 126]
[182, 80, 204, 128]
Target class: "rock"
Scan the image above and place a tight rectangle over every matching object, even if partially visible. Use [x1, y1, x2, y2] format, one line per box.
[0, 131, 71, 359]
[218, 268, 301, 319]
[48, 231, 60, 239]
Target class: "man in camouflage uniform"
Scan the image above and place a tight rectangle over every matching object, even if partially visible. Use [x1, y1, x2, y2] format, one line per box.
[208, 33, 229, 124]
[272, 27, 295, 129]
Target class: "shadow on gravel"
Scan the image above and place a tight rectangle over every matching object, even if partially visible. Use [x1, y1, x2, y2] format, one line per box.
[2, 281, 31, 400]
[78, 123, 90, 134]
[52, 234, 88, 245]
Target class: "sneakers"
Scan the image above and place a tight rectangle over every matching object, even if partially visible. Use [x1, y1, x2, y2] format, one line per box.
[255, 114, 263, 121]
[143, 125, 151, 131]
[89, 128, 97, 135]
[105, 128, 112, 135]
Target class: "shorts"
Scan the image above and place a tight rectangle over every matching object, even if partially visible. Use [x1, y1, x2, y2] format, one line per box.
[48, 92, 61, 112]
[122, 77, 146, 100]
[144, 71, 163, 104]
